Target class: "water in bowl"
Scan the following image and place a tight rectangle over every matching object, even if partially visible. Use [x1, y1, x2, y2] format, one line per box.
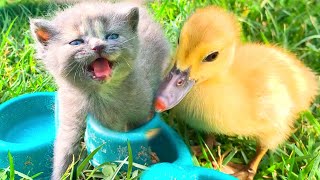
[2, 115, 55, 143]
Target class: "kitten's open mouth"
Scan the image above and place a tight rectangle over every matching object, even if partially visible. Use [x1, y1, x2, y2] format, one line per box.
[88, 58, 113, 81]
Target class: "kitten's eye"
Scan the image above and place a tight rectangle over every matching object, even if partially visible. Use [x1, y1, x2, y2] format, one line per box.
[105, 33, 119, 40]
[203, 51, 219, 62]
[69, 39, 84, 46]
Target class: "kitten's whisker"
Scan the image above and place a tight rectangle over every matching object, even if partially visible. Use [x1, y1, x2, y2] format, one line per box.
[82, 61, 90, 78]
[61, 61, 74, 73]
[63, 62, 78, 78]
[72, 65, 78, 82]
[120, 46, 136, 52]
[74, 63, 82, 83]
[119, 35, 138, 45]
[120, 57, 133, 70]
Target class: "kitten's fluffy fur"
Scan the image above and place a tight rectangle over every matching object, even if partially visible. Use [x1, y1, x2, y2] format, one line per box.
[30, 1, 169, 179]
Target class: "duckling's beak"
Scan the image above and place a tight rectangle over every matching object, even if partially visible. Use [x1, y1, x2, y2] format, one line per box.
[155, 66, 195, 112]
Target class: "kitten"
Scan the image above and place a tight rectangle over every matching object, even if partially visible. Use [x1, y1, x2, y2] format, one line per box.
[30, 1, 170, 179]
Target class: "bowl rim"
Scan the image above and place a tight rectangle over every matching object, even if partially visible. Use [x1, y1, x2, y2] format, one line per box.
[86, 113, 163, 135]
[0, 92, 56, 151]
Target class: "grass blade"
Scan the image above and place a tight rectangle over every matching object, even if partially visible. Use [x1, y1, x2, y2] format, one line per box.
[111, 156, 129, 180]
[197, 133, 213, 169]
[0, 167, 9, 179]
[126, 141, 133, 179]
[14, 171, 32, 180]
[8, 151, 14, 180]
[0, 17, 17, 48]
[113, 161, 148, 170]
[308, 153, 320, 179]
[303, 111, 320, 134]
[293, 35, 320, 49]
[76, 144, 104, 177]
[203, 139, 218, 169]
[30, 172, 43, 179]
[70, 156, 75, 180]
[222, 148, 238, 166]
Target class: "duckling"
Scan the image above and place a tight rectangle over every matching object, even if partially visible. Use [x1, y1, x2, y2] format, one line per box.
[154, 6, 318, 180]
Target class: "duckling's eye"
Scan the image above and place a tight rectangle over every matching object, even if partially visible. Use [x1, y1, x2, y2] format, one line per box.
[203, 51, 219, 62]
[69, 39, 84, 45]
[105, 33, 119, 40]
[176, 78, 185, 86]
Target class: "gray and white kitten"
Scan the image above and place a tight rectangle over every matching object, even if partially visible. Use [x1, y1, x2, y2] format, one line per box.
[30, 1, 170, 179]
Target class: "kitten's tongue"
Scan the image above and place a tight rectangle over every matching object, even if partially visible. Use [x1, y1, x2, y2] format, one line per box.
[91, 58, 112, 80]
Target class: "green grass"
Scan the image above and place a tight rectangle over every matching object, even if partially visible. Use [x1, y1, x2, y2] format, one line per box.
[0, 0, 319, 179]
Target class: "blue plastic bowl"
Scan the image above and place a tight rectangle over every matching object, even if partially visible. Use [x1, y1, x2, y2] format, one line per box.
[85, 113, 193, 168]
[0, 92, 236, 180]
[0, 92, 56, 179]
[86, 113, 237, 180]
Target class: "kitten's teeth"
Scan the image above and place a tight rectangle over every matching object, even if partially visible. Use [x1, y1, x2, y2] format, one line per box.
[93, 75, 96, 79]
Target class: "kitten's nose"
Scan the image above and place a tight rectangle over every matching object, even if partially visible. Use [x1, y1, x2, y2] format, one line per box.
[92, 45, 105, 52]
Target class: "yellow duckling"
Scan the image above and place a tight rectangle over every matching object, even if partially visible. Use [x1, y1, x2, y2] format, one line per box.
[155, 6, 318, 179]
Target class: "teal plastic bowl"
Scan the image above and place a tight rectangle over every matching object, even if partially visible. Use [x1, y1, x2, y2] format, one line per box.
[85, 113, 193, 168]
[0, 92, 236, 180]
[0, 92, 56, 179]
[86, 113, 237, 180]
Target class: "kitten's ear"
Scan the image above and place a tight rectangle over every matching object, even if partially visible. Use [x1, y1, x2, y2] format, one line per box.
[30, 18, 58, 46]
[126, 7, 139, 31]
